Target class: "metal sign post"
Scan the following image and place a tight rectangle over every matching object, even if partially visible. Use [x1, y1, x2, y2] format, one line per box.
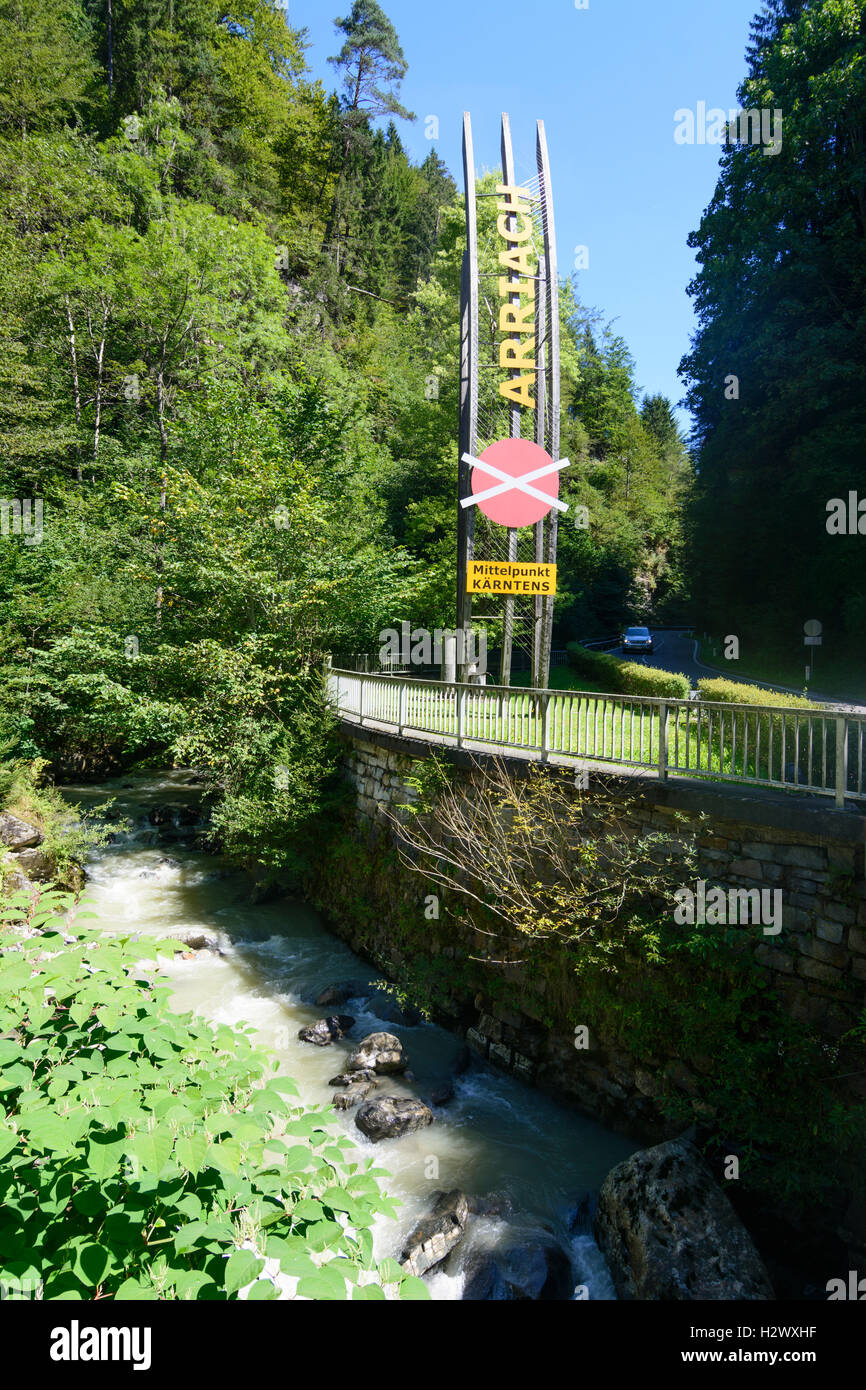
[456, 111, 563, 691]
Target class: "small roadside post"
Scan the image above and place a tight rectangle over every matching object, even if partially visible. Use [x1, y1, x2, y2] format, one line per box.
[804, 619, 822, 685]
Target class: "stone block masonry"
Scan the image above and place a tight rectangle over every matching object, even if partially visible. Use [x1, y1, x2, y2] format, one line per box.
[318, 725, 866, 1149]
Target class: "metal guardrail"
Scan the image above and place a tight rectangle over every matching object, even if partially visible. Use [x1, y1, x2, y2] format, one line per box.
[327, 666, 866, 808]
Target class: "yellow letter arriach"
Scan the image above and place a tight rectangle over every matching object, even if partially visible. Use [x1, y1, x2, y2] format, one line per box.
[496, 212, 534, 243]
[499, 375, 536, 408]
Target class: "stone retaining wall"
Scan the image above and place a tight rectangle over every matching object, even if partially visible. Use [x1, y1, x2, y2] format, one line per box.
[330, 727, 866, 1128]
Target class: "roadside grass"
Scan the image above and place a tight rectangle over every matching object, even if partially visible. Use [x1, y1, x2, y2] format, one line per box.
[697, 636, 866, 704]
[376, 685, 844, 793]
[510, 666, 606, 694]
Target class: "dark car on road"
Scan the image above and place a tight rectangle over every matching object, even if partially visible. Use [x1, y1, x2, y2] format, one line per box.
[621, 626, 654, 655]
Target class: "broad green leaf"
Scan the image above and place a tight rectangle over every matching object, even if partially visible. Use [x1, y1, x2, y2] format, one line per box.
[224, 1249, 265, 1296]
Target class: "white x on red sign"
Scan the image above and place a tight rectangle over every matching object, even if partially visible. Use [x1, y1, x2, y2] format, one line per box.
[460, 439, 570, 527]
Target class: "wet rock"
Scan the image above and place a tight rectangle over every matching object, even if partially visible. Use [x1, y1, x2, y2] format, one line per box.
[501, 1242, 574, 1300]
[329, 1069, 377, 1087]
[564, 1192, 596, 1234]
[297, 1016, 355, 1047]
[175, 805, 200, 826]
[355, 1096, 433, 1142]
[467, 1192, 514, 1220]
[0, 812, 43, 850]
[333, 1081, 374, 1111]
[368, 988, 424, 1026]
[460, 1250, 510, 1301]
[454, 1045, 472, 1076]
[593, 1137, 775, 1300]
[430, 1081, 454, 1107]
[148, 805, 175, 826]
[315, 980, 363, 1008]
[346, 1031, 407, 1075]
[15, 846, 54, 882]
[176, 933, 217, 952]
[400, 1190, 470, 1277]
[458, 1240, 573, 1301]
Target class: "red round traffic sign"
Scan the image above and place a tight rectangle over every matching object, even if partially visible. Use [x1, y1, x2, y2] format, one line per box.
[470, 438, 559, 527]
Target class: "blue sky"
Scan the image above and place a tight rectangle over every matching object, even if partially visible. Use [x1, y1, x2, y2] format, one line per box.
[288, 0, 764, 434]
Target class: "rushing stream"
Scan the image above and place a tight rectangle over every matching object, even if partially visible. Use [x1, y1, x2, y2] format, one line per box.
[62, 770, 638, 1300]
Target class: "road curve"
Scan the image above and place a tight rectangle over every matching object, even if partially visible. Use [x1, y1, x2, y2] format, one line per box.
[616, 630, 866, 713]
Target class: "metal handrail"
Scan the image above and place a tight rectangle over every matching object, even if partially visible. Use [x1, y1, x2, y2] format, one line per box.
[326, 665, 866, 808]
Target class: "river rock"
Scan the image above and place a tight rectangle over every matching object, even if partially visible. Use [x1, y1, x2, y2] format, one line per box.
[563, 1192, 596, 1234]
[148, 805, 175, 826]
[467, 1192, 515, 1220]
[0, 812, 43, 850]
[460, 1249, 510, 1300]
[593, 1137, 775, 1300]
[454, 1045, 472, 1076]
[368, 988, 424, 1026]
[2, 858, 35, 895]
[458, 1240, 572, 1300]
[15, 846, 54, 882]
[315, 981, 363, 1008]
[176, 933, 217, 952]
[501, 1242, 574, 1300]
[333, 1081, 374, 1111]
[430, 1080, 454, 1107]
[355, 1096, 433, 1142]
[329, 1069, 377, 1087]
[346, 1031, 408, 1075]
[400, 1190, 470, 1277]
[297, 1015, 355, 1047]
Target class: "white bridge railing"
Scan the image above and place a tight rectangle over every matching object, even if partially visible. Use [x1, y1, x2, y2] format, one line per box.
[327, 666, 866, 808]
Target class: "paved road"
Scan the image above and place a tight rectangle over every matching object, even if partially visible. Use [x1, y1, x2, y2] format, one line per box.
[616, 630, 866, 713]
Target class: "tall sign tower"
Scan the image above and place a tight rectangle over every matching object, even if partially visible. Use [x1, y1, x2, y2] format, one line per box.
[457, 112, 565, 689]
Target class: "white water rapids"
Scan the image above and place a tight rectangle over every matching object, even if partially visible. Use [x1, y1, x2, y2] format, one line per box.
[62, 771, 638, 1300]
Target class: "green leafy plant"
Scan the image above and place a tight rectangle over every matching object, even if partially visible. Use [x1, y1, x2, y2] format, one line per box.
[0, 886, 428, 1301]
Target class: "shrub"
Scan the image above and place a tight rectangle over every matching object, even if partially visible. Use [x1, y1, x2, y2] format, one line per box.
[696, 681, 832, 788]
[566, 643, 691, 700]
[697, 677, 820, 710]
[0, 887, 426, 1301]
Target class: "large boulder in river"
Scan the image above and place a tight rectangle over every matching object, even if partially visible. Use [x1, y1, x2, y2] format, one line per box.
[297, 1016, 355, 1047]
[0, 812, 43, 850]
[346, 1031, 407, 1075]
[355, 1096, 433, 1142]
[593, 1138, 774, 1300]
[315, 980, 363, 1008]
[400, 1190, 469, 1278]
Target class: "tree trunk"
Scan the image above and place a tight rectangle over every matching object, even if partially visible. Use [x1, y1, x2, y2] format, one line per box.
[64, 296, 83, 482]
[89, 303, 109, 464]
[156, 368, 168, 621]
